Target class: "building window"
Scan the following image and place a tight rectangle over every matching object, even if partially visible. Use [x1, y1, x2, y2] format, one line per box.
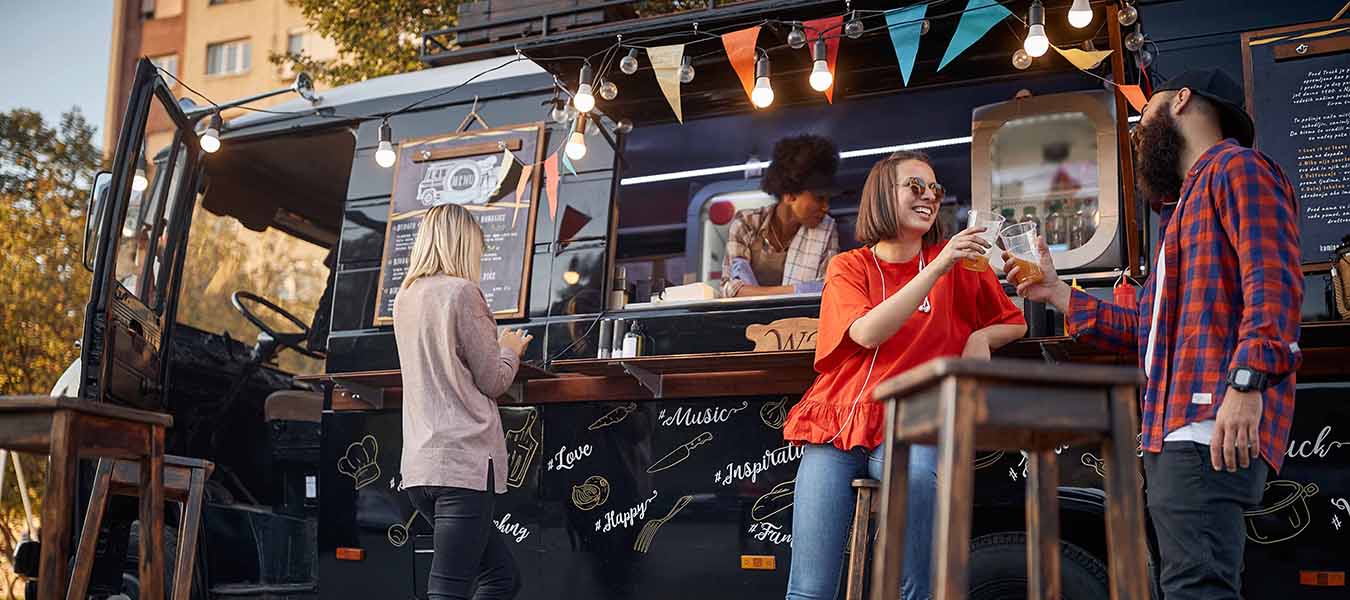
[206, 39, 251, 76]
[148, 54, 179, 79]
[287, 31, 305, 57]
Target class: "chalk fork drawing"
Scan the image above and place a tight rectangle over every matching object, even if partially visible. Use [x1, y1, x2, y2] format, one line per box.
[337, 435, 380, 490]
[589, 402, 637, 431]
[505, 409, 540, 488]
[647, 432, 713, 473]
[387, 510, 421, 547]
[571, 475, 611, 511]
[635, 495, 694, 553]
[1243, 480, 1320, 545]
[751, 479, 796, 522]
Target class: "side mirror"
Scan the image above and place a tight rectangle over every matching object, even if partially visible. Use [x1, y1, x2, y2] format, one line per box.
[83, 171, 112, 272]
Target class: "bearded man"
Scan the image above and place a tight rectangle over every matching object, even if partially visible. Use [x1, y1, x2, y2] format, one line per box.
[1005, 68, 1303, 599]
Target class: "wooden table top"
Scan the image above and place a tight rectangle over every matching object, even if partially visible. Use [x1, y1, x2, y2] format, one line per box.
[872, 358, 1145, 402]
[0, 396, 173, 427]
[550, 350, 815, 377]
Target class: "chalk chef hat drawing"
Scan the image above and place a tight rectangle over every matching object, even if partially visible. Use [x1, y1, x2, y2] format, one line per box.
[338, 435, 381, 490]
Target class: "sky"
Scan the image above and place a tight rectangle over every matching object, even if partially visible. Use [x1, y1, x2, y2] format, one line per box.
[0, 0, 114, 147]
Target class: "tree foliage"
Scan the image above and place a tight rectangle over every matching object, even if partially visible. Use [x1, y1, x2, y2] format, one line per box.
[271, 0, 464, 86]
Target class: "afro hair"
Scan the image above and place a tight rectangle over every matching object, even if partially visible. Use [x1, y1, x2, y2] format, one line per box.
[760, 134, 840, 198]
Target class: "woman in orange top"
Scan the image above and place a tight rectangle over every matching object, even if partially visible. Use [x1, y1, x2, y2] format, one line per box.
[783, 151, 1026, 600]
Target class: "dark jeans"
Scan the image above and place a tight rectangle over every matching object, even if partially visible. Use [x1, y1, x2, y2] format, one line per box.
[407, 465, 520, 600]
[1143, 442, 1268, 600]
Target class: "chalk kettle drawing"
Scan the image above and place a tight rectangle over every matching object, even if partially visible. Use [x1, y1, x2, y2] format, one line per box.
[1243, 480, 1320, 545]
[337, 435, 381, 490]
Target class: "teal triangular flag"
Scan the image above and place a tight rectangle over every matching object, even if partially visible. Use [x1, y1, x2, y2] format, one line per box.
[561, 152, 578, 176]
[886, 4, 928, 86]
[939, 0, 1013, 71]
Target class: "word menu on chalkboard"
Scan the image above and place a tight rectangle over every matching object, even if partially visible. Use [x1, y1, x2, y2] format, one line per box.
[1244, 22, 1350, 262]
[373, 123, 546, 324]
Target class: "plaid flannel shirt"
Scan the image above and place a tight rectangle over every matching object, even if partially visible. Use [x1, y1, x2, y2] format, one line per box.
[1068, 139, 1302, 471]
[721, 205, 839, 297]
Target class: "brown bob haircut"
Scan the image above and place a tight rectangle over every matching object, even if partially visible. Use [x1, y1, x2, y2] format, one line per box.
[855, 150, 945, 247]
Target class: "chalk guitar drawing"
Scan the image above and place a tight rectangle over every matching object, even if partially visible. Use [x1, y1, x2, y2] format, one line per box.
[387, 511, 422, 547]
[337, 435, 381, 490]
[1243, 480, 1320, 545]
[648, 432, 713, 473]
[589, 402, 637, 431]
[571, 475, 611, 511]
[760, 397, 790, 430]
[505, 409, 539, 488]
[635, 495, 694, 553]
[1081, 452, 1106, 478]
[751, 479, 796, 522]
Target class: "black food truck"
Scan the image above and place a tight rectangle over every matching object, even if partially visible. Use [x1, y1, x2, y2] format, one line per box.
[47, 0, 1350, 598]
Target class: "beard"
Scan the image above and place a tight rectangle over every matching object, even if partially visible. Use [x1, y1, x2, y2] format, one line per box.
[1134, 108, 1185, 212]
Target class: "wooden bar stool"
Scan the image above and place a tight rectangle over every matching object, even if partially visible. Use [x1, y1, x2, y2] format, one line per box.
[0, 396, 171, 600]
[68, 455, 214, 600]
[845, 478, 880, 600]
[868, 358, 1147, 600]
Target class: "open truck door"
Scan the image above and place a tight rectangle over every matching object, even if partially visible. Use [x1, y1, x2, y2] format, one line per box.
[80, 58, 200, 411]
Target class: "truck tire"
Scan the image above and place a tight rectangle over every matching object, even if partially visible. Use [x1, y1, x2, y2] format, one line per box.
[967, 532, 1109, 600]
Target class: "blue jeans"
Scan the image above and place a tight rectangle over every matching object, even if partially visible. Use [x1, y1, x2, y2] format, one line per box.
[786, 443, 937, 600]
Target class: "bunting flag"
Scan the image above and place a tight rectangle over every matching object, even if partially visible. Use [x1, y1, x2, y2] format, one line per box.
[1051, 45, 1113, 71]
[804, 16, 843, 102]
[939, 0, 1013, 71]
[648, 44, 686, 123]
[511, 163, 534, 228]
[1119, 84, 1148, 112]
[544, 153, 561, 221]
[721, 26, 761, 104]
[491, 147, 515, 200]
[885, 4, 928, 86]
[561, 152, 578, 176]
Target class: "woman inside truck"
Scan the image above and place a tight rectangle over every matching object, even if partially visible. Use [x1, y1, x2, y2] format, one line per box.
[720, 134, 841, 297]
[782, 151, 1027, 600]
[393, 203, 533, 600]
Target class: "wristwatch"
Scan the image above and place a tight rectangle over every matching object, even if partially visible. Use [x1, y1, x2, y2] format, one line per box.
[1227, 367, 1270, 392]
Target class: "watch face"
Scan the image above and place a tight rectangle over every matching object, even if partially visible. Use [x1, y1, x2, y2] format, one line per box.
[1234, 369, 1252, 387]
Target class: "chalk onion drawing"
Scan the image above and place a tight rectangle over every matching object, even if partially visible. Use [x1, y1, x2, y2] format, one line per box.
[571, 475, 610, 511]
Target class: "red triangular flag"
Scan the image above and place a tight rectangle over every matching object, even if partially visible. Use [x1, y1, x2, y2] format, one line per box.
[803, 16, 843, 103]
[544, 153, 560, 221]
[721, 26, 761, 105]
[1119, 84, 1148, 113]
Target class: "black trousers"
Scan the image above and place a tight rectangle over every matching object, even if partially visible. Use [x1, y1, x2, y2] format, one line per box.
[1143, 441, 1268, 600]
[407, 464, 520, 600]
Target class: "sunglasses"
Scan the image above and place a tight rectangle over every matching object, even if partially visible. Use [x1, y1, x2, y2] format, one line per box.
[902, 176, 946, 201]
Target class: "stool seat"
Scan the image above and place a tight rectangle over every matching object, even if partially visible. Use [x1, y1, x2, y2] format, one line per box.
[851, 478, 880, 489]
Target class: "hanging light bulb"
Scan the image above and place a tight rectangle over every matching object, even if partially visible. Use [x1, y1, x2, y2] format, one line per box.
[921, 19, 931, 35]
[1118, 3, 1138, 26]
[809, 40, 833, 92]
[615, 119, 634, 135]
[132, 168, 149, 192]
[549, 97, 570, 123]
[678, 56, 695, 84]
[787, 23, 807, 49]
[199, 111, 221, 154]
[599, 79, 619, 101]
[565, 115, 588, 161]
[1135, 45, 1155, 69]
[751, 56, 774, 109]
[845, 11, 865, 39]
[375, 121, 396, 168]
[573, 64, 595, 113]
[1024, 1, 1050, 58]
[1068, 0, 1093, 29]
[1012, 48, 1034, 70]
[620, 48, 641, 75]
[1125, 29, 1146, 52]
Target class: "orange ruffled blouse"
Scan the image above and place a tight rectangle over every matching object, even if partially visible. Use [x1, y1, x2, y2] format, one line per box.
[783, 244, 1025, 451]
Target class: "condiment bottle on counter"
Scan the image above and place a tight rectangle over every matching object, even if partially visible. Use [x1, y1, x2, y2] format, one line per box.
[623, 322, 645, 358]
[610, 267, 628, 309]
[597, 319, 613, 359]
[611, 318, 628, 359]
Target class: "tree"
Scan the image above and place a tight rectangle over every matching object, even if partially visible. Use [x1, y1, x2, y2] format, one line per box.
[271, 0, 465, 86]
[0, 107, 100, 598]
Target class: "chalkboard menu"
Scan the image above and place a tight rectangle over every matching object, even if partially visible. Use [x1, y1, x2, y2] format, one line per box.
[1244, 22, 1350, 263]
[374, 123, 545, 324]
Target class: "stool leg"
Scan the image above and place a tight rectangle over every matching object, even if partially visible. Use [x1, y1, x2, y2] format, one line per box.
[66, 460, 114, 600]
[870, 400, 910, 600]
[138, 427, 166, 600]
[846, 486, 875, 600]
[39, 410, 78, 600]
[172, 467, 207, 600]
[1025, 451, 1061, 600]
[1103, 385, 1149, 600]
[933, 380, 976, 600]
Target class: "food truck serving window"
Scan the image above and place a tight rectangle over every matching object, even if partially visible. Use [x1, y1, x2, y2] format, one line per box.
[989, 112, 1101, 254]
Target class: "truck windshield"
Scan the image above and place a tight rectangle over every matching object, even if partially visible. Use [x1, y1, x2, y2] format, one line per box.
[176, 194, 330, 375]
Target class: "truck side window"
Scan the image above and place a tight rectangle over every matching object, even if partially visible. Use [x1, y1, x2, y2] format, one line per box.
[113, 99, 186, 310]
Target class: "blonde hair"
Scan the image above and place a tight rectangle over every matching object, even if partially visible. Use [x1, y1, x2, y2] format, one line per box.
[400, 204, 485, 290]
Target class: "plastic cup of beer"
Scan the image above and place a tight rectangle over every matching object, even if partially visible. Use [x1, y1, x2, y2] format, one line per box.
[999, 221, 1046, 286]
[962, 209, 1005, 272]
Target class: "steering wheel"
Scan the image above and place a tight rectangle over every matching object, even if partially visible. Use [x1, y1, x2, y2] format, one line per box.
[230, 290, 326, 360]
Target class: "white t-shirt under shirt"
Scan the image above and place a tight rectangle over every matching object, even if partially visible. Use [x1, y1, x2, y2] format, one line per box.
[1146, 243, 1216, 445]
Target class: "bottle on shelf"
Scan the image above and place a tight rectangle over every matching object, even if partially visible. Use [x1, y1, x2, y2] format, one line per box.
[1022, 206, 1042, 232]
[1045, 202, 1065, 246]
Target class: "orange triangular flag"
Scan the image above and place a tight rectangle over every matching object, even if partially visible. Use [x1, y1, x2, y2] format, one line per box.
[648, 44, 685, 122]
[1119, 84, 1148, 113]
[804, 16, 843, 103]
[512, 163, 534, 228]
[544, 154, 560, 221]
[721, 26, 761, 104]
